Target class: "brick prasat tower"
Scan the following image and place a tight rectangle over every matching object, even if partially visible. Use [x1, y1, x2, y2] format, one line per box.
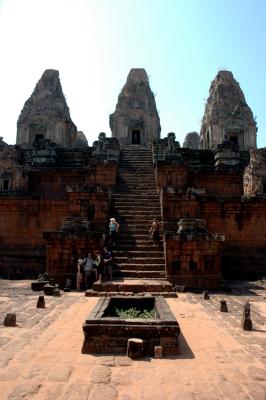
[110, 68, 161, 148]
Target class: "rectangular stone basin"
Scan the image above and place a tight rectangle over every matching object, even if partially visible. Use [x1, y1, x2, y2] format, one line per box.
[82, 296, 180, 356]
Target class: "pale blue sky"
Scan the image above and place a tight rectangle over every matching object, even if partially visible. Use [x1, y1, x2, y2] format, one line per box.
[0, 0, 265, 146]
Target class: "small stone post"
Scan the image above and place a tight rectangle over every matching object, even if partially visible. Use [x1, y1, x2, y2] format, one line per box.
[220, 300, 228, 312]
[154, 345, 163, 359]
[241, 301, 253, 331]
[127, 338, 144, 359]
[4, 313, 16, 327]
[203, 291, 210, 300]
[36, 295, 45, 308]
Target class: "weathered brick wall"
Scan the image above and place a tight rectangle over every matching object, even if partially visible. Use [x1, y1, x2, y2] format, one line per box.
[165, 235, 223, 288]
[156, 164, 243, 196]
[0, 161, 117, 279]
[156, 164, 188, 189]
[44, 232, 104, 286]
[162, 190, 266, 279]
[0, 199, 68, 277]
[190, 171, 243, 196]
[28, 163, 117, 198]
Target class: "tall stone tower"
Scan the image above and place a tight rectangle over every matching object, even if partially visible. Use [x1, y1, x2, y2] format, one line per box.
[16, 69, 80, 148]
[200, 71, 257, 150]
[109, 68, 161, 147]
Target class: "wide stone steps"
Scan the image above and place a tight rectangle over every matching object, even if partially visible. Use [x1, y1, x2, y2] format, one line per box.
[112, 200, 159, 205]
[113, 248, 164, 256]
[111, 270, 166, 279]
[113, 256, 165, 264]
[113, 207, 160, 213]
[112, 192, 158, 197]
[113, 209, 159, 215]
[115, 221, 160, 228]
[118, 224, 159, 230]
[112, 245, 163, 252]
[118, 227, 156, 236]
[117, 179, 155, 183]
[91, 278, 173, 294]
[113, 263, 165, 273]
[113, 203, 160, 209]
[105, 146, 170, 288]
[113, 262, 165, 270]
[115, 184, 156, 189]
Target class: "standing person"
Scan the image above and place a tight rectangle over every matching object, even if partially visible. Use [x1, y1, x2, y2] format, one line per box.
[95, 251, 104, 283]
[77, 259, 83, 291]
[102, 246, 112, 281]
[81, 252, 97, 288]
[149, 218, 160, 247]
[109, 217, 120, 246]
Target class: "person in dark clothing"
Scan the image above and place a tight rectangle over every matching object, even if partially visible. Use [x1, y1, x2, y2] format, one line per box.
[102, 246, 112, 280]
[95, 251, 104, 283]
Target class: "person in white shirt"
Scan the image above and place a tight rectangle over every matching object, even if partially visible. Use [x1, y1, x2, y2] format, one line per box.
[81, 252, 97, 288]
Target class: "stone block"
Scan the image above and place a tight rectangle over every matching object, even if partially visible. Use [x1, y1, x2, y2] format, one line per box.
[43, 284, 58, 296]
[154, 345, 163, 359]
[3, 313, 16, 327]
[36, 296, 45, 308]
[220, 300, 228, 312]
[203, 291, 210, 300]
[31, 281, 49, 291]
[127, 338, 144, 359]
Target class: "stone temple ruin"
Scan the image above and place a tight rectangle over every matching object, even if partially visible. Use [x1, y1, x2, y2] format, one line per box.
[0, 68, 265, 291]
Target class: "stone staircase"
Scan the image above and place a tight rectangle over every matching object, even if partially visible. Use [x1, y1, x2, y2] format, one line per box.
[91, 145, 174, 294]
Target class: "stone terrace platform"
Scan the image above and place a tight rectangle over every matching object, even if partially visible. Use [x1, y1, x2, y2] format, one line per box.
[0, 279, 266, 400]
[91, 278, 174, 296]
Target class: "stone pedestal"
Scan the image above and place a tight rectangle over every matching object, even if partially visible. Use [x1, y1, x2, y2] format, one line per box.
[203, 291, 210, 300]
[220, 300, 228, 312]
[241, 302, 253, 331]
[154, 345, 163, 359]
[36, 296, 45, 308]
[127, 338, 144, 359]
[4, 313, 16, 327]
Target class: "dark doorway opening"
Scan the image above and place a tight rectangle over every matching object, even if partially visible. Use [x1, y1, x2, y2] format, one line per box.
[3, 179, 9, 191]
[35, 134, 44, 143]
[189, 260, 197, 271]
[132, 130, 140, 144]
[87, 205, 95, 220]
[263, 182, 266, 194]
[229, 135, 238, 147]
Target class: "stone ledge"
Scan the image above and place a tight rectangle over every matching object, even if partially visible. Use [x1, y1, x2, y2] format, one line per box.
[85, 290, 178, 298]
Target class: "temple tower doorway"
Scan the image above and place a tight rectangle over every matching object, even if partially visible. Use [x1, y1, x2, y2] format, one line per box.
[132, 129, 140, 144]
